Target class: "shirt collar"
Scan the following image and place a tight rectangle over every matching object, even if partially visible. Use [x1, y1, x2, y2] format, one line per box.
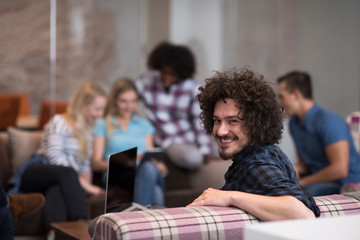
[110, 115, 138, 126]
[304, 103, 318, 129]
[233, 145, 258, 162]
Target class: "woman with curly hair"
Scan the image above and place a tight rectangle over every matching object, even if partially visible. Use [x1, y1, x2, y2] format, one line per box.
[188, 68, 320, 221]
[135, 42, 214, 171]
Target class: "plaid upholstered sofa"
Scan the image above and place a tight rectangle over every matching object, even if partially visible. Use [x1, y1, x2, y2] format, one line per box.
[92, 191, 360, 240]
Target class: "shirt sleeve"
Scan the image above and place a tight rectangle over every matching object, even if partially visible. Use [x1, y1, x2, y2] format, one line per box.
[143, 119, 155, 135]
[246, 161, 320, 217]
[93, 119, 107, 137]
[44, 115, 91, 173]
[44, 116, 77, 171]
[320, 115, 349, 147]
[135, 74, 146, 100]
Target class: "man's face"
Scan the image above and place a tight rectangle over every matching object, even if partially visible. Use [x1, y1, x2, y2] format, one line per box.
[212, 98, 249, 160]
[277, 81, 299, 116]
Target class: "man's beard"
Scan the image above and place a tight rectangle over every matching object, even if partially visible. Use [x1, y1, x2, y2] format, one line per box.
[215, 134, 244, 160]
[218, 146, 243, 160]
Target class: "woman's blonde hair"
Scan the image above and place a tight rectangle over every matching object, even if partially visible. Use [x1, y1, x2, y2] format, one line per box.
[105, 77, 138, 137]
[66, 81, 106, 160]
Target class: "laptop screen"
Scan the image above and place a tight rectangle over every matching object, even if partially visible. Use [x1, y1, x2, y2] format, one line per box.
[105, 147, 137, 213]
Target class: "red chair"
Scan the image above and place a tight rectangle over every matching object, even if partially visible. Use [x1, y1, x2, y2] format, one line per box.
[37, 101, 68, 130]
[0, 95, 21, 131]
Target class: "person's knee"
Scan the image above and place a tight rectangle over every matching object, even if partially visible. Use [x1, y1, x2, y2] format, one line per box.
[166, 144, 203, 170]
[154, 186, 164, 205]
[56, 166, 78, 179]
[138, 161, 158, 179]
[304, 183, 341, 196]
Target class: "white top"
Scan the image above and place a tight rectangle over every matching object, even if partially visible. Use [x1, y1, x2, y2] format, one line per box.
[37, 114, 92, 173]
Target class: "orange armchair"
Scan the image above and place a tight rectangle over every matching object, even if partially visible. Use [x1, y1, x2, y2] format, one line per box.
[0, 95, 21, 131]
[37, 101, 68, 130]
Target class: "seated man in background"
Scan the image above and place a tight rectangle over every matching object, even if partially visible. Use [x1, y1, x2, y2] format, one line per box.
[135, 42, 215, 171]
[277, 71, 360, 196]
[188, 68, 320, 220]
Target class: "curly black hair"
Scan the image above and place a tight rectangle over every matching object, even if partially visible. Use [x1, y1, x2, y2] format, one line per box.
[197, 68, 284, 146]
[147, 42, 195, 81]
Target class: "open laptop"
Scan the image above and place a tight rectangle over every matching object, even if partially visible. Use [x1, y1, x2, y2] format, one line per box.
[104, 147, 147, 213]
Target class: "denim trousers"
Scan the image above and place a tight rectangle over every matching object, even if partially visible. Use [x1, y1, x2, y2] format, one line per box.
[304, 182, 342, 196]
[134, 161, 165, 206]
[0, 183, 14, 240]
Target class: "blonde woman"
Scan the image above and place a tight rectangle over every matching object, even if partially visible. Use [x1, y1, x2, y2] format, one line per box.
[16, 82, 107, 239]
[92, 78, 167, 206]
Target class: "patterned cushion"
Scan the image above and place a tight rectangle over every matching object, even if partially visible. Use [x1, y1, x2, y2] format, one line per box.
[93, 206, 260, 240]
[93, 193, 360, 240]
[316, 193, 360, 216]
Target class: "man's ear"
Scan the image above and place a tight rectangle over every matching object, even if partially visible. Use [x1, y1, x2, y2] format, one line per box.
[293, 89, 303, 100]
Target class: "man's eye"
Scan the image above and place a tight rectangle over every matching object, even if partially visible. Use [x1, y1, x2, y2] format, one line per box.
[213, 119, 221, 124]
[229, 120, 239, 123]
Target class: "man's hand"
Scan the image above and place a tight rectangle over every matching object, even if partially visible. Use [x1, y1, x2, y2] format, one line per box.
[187, 188, 232, 207]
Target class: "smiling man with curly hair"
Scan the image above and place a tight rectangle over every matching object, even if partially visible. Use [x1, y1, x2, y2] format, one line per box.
[188, 68, 320, 221]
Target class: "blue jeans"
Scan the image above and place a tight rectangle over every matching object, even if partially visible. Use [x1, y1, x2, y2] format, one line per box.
[0, 183, 14, 240]
[304, 182, 342, 196]
[0, 207, 14, 240]
[7, 154, 48, 195]
[134, 161, 165, 206]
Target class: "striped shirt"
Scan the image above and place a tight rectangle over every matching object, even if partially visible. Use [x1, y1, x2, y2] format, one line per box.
[36, 114, 92, 173]
[222, 145, 320, 217]
[135, 71, 212, 155]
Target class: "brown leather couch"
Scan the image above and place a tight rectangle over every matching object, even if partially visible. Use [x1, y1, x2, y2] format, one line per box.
[0, 128, 104, 239]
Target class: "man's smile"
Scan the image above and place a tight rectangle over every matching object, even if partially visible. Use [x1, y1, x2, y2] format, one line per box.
[216, 135, 238, 146]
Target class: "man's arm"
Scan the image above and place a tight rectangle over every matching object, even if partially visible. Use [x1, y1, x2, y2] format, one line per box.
[188, 188, 315, 221]
[300, 140, 349, 187]
[292, 153, 308, 179]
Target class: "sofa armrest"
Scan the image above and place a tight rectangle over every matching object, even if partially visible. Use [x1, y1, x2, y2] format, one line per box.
[92, 193, 360, 240]
[93, 206, 260, 240]
[315, 192, 360, 217]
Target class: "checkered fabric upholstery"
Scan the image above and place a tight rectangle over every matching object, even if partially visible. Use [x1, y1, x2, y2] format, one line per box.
[316, 193, 360, 217]
[93, 193, 360, 240]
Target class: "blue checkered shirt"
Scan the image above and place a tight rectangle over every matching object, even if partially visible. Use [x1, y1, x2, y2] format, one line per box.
[222, 145, 320, 217]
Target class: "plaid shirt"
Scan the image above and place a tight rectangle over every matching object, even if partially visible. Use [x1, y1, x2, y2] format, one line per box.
[135, 71, 212, 155]
[222, 145, 320, 217]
